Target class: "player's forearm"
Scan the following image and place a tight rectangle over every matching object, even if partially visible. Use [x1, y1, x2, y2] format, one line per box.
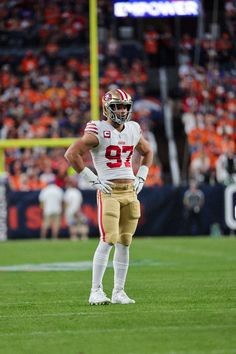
[64, 148, 85, 174]
[140, 149, 153, 168]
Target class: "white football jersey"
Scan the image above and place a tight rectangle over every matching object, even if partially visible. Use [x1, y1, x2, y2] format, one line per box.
[84, 120, 142, 180]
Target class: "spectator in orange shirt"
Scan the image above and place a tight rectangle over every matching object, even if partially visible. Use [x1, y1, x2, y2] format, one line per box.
[8, 161, 26, 191]
[20, 51, 39, 73]
[25, 167, 47, 190]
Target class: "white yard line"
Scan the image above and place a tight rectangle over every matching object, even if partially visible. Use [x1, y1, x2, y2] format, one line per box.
[0, 259, 171, 272]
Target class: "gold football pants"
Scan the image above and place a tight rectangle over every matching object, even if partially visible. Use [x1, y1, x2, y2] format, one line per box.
[97, 183, 140, 246]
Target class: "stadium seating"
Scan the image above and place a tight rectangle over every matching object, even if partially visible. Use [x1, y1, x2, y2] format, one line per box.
[0, 0, 235, 190]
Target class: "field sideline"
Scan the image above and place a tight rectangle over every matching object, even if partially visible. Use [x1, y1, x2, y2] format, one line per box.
[0, 237, 235, 354]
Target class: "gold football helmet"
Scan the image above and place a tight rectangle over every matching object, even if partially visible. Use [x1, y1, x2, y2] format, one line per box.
[102, 89, 133, 124]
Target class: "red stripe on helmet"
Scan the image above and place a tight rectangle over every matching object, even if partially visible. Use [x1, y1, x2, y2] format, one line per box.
[116, 88, 128, 100]
[120, 89, 128, 99]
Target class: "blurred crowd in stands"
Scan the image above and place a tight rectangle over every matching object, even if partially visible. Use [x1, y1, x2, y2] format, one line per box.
[0, 0, 235, 191]
[179, 0, 236, 186]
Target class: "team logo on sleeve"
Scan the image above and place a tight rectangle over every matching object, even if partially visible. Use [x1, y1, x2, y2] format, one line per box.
[103, 131, 111, 138]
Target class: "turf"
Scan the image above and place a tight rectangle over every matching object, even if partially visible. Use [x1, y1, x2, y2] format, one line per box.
[0, 237, 235, 354]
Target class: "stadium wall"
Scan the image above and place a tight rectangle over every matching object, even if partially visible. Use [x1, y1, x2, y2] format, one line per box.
[6, 184, 228, 239]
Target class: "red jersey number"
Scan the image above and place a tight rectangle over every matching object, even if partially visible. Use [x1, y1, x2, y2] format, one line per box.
[105, 145, 134, 168]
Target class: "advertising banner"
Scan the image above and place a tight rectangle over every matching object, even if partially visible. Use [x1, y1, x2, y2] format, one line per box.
[113, 0, 200, 18]
[7, 184, 226, 239]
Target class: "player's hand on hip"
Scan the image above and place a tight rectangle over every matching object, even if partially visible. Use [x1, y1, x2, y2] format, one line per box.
[133, 165, 149, 194]
[80, 167, 113, 194]
[93, 179, 113, 194]
[133, 176, 145, 194]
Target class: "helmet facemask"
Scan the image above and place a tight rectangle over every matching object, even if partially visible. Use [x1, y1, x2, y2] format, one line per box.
[106, 102, 132, 124]
[102, 89, 133, 124]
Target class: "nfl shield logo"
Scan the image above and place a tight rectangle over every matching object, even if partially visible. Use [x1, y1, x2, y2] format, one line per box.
[103, 131, 111, 138]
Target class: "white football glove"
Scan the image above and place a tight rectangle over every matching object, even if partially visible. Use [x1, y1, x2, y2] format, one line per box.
[133, 166, 149, 194]
[80, 167, 113, 194]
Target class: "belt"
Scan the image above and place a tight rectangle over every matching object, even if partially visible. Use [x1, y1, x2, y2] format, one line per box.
[111, 183, 134, 191]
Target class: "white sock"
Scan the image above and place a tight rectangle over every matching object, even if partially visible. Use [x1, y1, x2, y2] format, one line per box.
[113, 243, 129, 291]
[91, 240, 112, 290]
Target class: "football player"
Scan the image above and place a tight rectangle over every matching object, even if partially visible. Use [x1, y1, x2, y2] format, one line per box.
[64, 88, 153, 305]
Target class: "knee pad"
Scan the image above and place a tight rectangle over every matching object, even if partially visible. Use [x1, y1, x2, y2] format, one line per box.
[98, 196, 120, 244]
[119, 233, 133, 246]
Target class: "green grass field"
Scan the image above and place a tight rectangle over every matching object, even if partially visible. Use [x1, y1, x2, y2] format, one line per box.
[0, 237, 235, 354]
